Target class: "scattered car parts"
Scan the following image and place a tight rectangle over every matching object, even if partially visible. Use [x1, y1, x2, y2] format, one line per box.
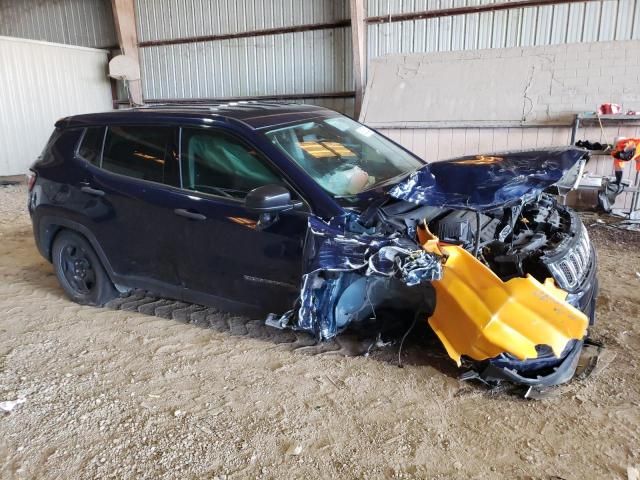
[270, 147, 597, 388]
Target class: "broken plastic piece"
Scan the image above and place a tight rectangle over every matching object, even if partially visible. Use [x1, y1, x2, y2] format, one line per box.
[428, 245, 589, 365]
[524, 385, 560, 400]
[0, 397, 26, 413]
[265, 312, 287, 330]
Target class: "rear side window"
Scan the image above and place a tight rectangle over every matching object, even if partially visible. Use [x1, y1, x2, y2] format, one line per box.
[77, 127, 104, 166]
[102, 126, 180, 187]
[32, 128, 64, 167]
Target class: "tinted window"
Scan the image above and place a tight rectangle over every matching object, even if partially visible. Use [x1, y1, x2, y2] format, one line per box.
[33, 128, 65, 167]
[77, 127, 104, 166]
[181, 128, 283, 199]
[102, 126, 179, 187]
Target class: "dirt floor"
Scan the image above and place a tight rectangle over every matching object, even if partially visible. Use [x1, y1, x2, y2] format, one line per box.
[1, 182, 639, 480]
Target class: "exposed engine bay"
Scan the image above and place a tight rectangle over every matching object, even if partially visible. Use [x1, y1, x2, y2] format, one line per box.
[391, 193, 580, 286]
[267, 148, 597, 389]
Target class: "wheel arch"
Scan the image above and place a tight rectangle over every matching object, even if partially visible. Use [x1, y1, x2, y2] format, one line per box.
[37, 215, 117, 284]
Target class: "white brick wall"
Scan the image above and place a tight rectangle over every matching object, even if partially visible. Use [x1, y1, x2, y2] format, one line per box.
[362, 40, 640, 127]
[364, 40, 640, 211]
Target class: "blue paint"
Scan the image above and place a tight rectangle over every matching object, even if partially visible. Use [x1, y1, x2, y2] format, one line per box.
[388, 148, 588, 210]
[292, 214, 441, 340]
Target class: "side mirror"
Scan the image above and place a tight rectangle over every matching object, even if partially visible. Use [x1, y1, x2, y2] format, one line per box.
[245, 184, 301, 213]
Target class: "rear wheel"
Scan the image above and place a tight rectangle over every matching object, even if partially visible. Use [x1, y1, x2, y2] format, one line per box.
[52, 230, 117, 306]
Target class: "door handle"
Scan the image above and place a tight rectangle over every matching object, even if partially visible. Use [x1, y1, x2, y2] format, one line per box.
[174, 208, 206, 221]
[80, 186, 105, 197]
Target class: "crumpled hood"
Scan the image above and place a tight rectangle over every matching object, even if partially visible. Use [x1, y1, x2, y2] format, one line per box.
[389, 147, 588, 210]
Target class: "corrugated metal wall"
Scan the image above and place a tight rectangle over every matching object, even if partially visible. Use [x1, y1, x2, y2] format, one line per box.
[367, 0, 640, 59]
[0, 0, 116, 48]
[139, 28, 352, 99]
[135, 0, 353, 109]
[0, 36, 113, 176]
[136, 0, 349, 42]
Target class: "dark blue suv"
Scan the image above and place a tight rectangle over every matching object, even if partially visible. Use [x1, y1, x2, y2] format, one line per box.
[28, 102, 598, 388]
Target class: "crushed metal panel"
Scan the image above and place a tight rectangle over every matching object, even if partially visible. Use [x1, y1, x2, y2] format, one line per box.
[276, 214, 442, 340]
[388, 148, 588, 210]
[427, 245, 589, 366]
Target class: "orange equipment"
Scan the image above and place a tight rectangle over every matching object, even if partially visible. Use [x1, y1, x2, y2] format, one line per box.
[612, 137, 640, 172]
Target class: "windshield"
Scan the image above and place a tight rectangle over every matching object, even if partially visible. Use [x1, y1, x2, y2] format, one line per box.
[264, 116, 424, 196]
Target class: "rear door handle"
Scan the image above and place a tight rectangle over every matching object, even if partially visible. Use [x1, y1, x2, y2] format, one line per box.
[80, 186, 105, 197]
[174, 208, 207, 221]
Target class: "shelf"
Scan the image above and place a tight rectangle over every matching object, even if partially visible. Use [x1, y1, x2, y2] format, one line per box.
[584, 150, 612, 156]
[575, 113, 640, 122]
[570, 112, 640, 148]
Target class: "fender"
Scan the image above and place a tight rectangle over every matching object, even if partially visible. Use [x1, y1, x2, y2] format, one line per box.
[32, 208, 118, 283]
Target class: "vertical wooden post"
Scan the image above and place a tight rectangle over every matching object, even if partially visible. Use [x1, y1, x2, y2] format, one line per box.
[111, 0, 143, 105]
[350, 0, 367, 120]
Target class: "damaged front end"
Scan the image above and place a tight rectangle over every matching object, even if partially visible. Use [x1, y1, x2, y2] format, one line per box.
[268, 147, 597, 388]
[267, 214, 442, 340]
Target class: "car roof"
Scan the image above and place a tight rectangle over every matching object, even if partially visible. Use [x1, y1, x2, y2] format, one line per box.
[57, 101, 335, 130]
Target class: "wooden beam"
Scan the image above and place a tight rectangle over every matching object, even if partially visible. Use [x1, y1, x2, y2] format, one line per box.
[350, 0, 367, 120]
[110, 0, 143, 105]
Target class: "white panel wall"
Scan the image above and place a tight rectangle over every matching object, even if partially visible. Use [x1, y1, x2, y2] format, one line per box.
[0, 36, 113, 176]
[0, 0, 116, 48]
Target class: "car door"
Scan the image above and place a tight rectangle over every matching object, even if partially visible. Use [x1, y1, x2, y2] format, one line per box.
[79, 124, 186, 293]
[172, 126, 308, 313]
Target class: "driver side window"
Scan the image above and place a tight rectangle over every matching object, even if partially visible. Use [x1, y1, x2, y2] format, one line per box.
[180, 128, 285, 199]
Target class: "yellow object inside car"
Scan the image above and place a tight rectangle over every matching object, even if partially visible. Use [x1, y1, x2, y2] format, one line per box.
[425, 243, 589, 365]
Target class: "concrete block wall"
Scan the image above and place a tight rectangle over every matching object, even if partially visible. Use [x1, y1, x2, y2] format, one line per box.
[528, 40, 640, 124]
[362, 40, 640, 127]
[364, 40, 640, 212]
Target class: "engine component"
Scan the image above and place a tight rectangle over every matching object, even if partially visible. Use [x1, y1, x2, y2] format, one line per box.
[436, 219, 473, 246]
[427, 209, 500, 249]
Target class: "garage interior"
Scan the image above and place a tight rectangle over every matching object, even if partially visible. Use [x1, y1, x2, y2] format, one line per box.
[1, 0, 640, 478]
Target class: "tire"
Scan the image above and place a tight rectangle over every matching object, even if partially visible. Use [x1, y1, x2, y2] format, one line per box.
[52, 230, 117, 306]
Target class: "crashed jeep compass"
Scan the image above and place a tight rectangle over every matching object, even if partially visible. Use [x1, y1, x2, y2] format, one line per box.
[28, 103, 597, 388]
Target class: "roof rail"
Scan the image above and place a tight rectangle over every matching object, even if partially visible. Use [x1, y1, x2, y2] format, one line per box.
[136, 99, 303, 110]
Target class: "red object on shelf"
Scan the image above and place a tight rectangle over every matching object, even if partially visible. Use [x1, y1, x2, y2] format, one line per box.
[598, 103, 622, 115]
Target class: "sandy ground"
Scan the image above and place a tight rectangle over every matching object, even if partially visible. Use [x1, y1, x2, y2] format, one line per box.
[1, 182, 639, 480]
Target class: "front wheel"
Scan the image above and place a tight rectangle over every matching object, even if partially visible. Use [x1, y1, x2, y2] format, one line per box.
[52, 230, 117, 306]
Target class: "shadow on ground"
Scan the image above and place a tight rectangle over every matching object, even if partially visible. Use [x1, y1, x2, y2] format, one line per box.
[102, 289, 460, 376]
[16, 243, 462, 382]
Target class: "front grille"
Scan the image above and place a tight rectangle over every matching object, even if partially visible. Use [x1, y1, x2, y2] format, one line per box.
[547, 224, 592, 291]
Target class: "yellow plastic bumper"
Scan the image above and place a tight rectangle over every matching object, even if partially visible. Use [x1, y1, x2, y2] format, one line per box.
[427, 244, 589, 365]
